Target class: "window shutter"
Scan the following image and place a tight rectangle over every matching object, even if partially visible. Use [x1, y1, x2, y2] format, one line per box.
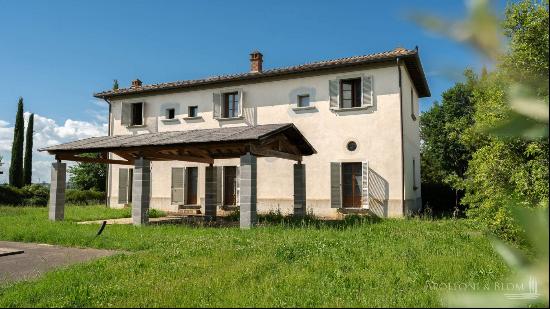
[330, 162, 342, 208]
[171, 168, 184, 205]
[362, 161, 369, 209]
[238, 91, 244, 117]
[235, 167, 240, 206]
[140, 102, 145, 125]
[362, 75, 374, 107]
[329, 79, 339, 110]
[216, 167, 223, 206]
[118, 168, 128, 204]
[183, 167, 190, 204]
[121, 103, 131, 126]
[213, 93, 222, 119]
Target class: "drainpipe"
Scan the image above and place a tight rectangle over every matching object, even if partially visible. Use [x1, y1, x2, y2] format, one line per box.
[397, 58, 405, 214]
[103, 97, 112, 208]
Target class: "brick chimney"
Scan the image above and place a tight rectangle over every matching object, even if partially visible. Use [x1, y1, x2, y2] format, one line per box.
[131, 79, 142, 88]
[250, 51, 263, 73]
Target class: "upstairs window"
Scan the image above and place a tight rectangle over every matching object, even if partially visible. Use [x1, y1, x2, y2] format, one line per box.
[297, 94, 310, 107]
[121, 102, 144, 127]
[223, 92, 240, 118]
[340, 78, 361, 108]
[166, 108, 175, 120]
[131, 103, 143, 126]
[188, 106, 198, 118]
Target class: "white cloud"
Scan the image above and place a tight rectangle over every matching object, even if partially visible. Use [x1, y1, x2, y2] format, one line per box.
[0, 112, 107, 184]
[0, 120, 13, 151]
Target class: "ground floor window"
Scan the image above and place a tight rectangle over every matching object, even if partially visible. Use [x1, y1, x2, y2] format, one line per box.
[186, 167, 198, 205]
[171, 167, 198, 205]
[341, 162, 362, 208]
[223, 166, 237, 206]
[118, 168, 133, 204]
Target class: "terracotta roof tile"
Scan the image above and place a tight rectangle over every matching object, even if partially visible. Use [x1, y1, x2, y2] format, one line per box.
[94, 47, 430, 99]
[39, 123, 316, 156]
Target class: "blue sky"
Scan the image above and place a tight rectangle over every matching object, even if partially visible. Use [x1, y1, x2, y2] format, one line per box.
[0, 0, 506, 183]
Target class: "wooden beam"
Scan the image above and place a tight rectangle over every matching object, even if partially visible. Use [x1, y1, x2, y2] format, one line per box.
[111, 151, 135, 162]
[142, 151, 213, 164]
[250, 145, 302, 162]
[276, 134, 302, 155]
[55, 154, 134, 165]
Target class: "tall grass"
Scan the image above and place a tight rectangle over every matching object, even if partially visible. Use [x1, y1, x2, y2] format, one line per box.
[0, 206, 510, 307]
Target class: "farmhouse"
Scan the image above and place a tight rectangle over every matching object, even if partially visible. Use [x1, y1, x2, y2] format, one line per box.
[41, 47, 429, 227]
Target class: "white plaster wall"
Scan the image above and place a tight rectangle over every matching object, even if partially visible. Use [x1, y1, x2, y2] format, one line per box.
[107, 64, 413, 218]
[401, 65, 422, 214]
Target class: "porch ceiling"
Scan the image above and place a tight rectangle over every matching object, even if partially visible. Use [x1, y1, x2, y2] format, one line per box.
[38, 123, 316, 165]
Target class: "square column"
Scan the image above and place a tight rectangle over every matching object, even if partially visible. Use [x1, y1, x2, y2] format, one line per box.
[48, 162, 66, 221]
[204, 165, 217, 220]
[239, 153, 257, 229]
[132, 157, 151, 226]
[293, 163, 306, 216]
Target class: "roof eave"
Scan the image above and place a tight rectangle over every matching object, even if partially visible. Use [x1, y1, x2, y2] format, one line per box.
[93, 52, 421, 100]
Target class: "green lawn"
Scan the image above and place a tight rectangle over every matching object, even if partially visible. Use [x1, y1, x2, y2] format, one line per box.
[0, 206, 511, 307]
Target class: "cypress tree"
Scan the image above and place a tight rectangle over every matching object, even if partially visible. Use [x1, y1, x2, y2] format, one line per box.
[9, 97, 24, 188]
[23, 113, 34, 185]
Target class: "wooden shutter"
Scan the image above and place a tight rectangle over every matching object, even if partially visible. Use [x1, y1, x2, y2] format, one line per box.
[362, 75, 374, 107]
[184, 167, 190, 204]
[121, 103, 131, 126]
[235, 167, 240, 206]
[213, 93, 222, 119]
[238, 91, 244, 117]
[330, 162, 342, 208]
[362, 161, 369, 209]
[118, 168, 128, 204]
[216, 167, 223, 206]
[171, 168, 184, 205]
[140, 102, 145, 125]
[329, 79, 339, 110]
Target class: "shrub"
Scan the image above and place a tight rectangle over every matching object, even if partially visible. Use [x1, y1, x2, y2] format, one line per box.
[0, 185, 25, 205]
[0, 185, 106, 207]
[65, 189, 106, 205]
[21, 184, 49, 206]
[0, 184, 49, 206]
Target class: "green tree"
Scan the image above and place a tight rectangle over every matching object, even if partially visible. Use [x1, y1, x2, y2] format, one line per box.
[68, 153, 107, 191]
[462, 0, 549, 239]
[420, 69, 477, 214]
[9, 97, 24, 188]
[113, 79, 119, 90]
[23, 113, 34, 185]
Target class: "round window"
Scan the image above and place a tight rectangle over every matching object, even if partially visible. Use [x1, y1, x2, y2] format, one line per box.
[346, 141, 358, 152]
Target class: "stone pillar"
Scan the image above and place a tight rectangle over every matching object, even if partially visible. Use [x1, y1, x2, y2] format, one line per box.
[293, 162, 306, 216]
[48, 162, 66, 221]
[239, 153, 257, 229]
[132, 157, 151, 226]
[204, 165, 217, 220]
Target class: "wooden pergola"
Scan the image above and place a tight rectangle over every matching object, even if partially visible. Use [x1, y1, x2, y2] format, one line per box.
[39, 124, 316, 228]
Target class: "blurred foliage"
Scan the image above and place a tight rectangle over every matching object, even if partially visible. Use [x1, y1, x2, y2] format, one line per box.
[414, 0, 548, 307]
